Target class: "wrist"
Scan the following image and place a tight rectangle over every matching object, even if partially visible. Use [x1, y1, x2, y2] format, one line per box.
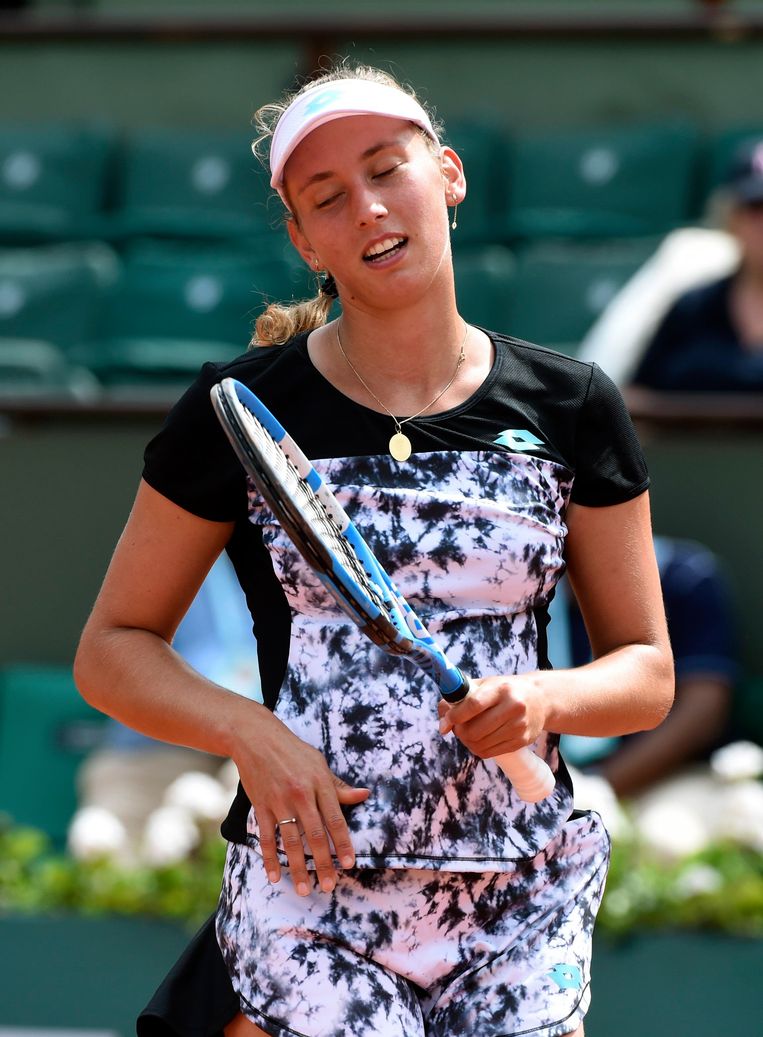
[219, 694, 275, 761]
[532, 667, 580, 735]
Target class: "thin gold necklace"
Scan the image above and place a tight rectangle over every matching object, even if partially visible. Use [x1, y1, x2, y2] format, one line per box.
[336, 319, 469, 462]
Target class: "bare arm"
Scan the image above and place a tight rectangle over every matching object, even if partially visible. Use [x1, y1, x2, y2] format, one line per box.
[75, 480, 242, 752]
[74, 479, 368, 894]
[439, 492, 675, 757]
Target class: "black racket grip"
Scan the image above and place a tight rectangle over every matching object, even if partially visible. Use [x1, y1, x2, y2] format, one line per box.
[439, 670, 470, 704]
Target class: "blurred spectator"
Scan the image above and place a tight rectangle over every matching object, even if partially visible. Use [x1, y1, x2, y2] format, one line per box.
[560, 536, 739, 798]
[73, 553, 260, 860]
[577, 226, 738, 385]
[632, 140, 763, 392]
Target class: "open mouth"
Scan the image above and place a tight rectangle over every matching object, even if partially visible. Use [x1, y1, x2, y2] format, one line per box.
[363, 236, 407, 263]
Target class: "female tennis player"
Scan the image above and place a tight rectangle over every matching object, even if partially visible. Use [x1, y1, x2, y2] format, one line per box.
[74, 63, 673, 1037]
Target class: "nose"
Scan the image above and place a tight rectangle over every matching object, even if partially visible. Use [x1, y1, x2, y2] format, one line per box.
[354, 183, 388, 227]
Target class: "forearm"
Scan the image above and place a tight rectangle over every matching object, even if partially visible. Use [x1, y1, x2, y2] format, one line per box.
[439, 642, 674, 759]
[74, 624, 272, 761]
[542, 642, 674, 738]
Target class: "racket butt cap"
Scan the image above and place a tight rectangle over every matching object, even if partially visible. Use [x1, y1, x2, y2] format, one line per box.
[495, 748, 556, 803]
[511, 774, 557, 803]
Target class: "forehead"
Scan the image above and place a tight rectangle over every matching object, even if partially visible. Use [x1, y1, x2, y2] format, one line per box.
[282, 114, 423, 187]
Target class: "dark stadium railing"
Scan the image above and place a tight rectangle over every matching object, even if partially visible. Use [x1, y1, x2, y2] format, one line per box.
[2, 3, 763, 62]
[0, 388, 761, 431]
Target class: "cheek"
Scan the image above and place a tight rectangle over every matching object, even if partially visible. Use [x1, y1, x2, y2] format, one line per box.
[290, 218, 338, 268]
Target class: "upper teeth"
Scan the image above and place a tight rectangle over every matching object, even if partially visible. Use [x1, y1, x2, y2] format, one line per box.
[365, 237, 404, 258]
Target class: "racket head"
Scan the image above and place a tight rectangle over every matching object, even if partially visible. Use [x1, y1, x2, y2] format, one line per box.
[211, 377, 413, 652]
[212, 378, 549, 798]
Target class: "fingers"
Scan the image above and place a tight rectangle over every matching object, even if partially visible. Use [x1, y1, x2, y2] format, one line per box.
[255, 796, 327, 897]
[317, 784, 360, 872]
[252, 775, 370, 898]
[438, 677, 539, 756]
[333, 775, 371, 806]
[277, 810, 314, 897]
[256, 806, 282, 886]
[438, 679, 499, 735]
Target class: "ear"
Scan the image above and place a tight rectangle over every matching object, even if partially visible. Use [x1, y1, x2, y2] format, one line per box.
[287, 219, 321, 272]
[440, 146, 467, 206]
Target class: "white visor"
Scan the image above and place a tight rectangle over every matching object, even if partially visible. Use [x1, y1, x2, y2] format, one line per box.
[266, 78, 441, 204]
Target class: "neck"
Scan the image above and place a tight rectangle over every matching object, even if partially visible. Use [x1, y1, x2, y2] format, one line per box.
[305, 297, 494, 419]
[337, 303, 468, 392]
[336, 315, 467, 420]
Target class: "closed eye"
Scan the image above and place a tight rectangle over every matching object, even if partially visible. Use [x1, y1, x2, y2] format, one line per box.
[315, 192, 342, 209]
[373, 164, 401, 180]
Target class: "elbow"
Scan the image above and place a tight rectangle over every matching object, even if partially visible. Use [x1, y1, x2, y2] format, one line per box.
[73, 628, 100, 710]
[73, 620, 118, 715]
[642, 645, 676, 730]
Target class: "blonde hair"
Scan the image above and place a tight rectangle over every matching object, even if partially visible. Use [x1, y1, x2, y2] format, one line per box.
[250, 62, 443, 348]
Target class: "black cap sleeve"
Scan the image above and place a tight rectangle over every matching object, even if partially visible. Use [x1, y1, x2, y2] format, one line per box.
[142, 362, 245, 522]
[571, 362, 650, 507]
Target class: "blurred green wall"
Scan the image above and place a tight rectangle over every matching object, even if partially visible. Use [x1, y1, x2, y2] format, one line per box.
[1, 36, 763, 132]
[0, 416, 156, 667]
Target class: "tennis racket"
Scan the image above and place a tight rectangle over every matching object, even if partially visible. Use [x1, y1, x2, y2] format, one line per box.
[210, 376, 556, 803]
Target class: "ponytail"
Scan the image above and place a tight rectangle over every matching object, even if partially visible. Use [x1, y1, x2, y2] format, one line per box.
[251, 274, 338, 347]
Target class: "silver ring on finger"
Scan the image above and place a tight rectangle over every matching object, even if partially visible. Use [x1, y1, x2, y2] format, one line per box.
[277, 817, 299, 826]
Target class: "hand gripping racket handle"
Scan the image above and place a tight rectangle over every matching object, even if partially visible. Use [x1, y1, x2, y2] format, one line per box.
[443, 673, 556, 804]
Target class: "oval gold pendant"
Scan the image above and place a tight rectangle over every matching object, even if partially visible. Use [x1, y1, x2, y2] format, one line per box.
[389, 431, 412, 461]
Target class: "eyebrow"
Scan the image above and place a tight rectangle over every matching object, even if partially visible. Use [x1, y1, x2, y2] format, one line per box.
[296, 140, 399, 196]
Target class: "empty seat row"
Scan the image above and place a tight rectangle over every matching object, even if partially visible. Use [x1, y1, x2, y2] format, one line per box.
[0, 238, 314, 393]
[0, 236, 659, 395]
[1, 120, 761, 250]
[455, 236, 659, 348]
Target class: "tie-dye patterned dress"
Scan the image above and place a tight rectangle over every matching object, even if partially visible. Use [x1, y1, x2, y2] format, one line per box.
[143, 328, 648, 873]
[139, 329, 649, 1036]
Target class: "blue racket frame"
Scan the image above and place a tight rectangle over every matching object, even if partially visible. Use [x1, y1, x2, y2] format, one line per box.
[212, 377, 469, 701]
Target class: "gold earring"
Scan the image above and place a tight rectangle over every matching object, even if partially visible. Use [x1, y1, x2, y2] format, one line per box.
[449, 195, 458, 231]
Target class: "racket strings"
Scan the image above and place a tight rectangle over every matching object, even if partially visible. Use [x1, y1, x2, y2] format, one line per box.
[243, 407, 389, 616]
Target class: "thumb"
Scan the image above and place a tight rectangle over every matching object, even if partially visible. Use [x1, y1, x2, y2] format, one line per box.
[332, 773, 371, 804]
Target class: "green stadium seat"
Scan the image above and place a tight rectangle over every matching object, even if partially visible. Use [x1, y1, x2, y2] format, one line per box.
[505, 121, 701, 240]
[71, 339, 242, 393]
[0, 338, 99, 398]
[69, 238, 312, 387]
[445, 119, 509, 244]
[0, 124, 114, 244]
[0, 666, 109, 844]
[0, 242, 119, 353]
[111, 127, 276, 241]
[506, 238, 658, 349]
[452, 244, 516, 332]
